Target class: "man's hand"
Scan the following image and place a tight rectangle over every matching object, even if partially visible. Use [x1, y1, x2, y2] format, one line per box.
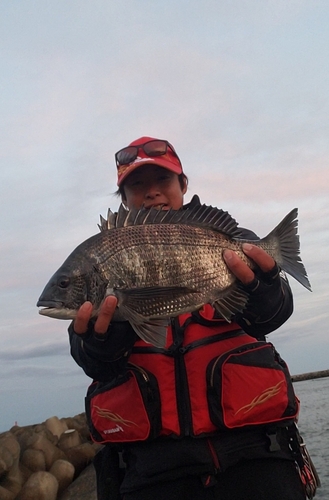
[223, 243, 276, 286]
[73, 296, 118, 336]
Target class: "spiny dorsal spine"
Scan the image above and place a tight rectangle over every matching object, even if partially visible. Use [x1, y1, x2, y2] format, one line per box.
[99, 202, 245, 238]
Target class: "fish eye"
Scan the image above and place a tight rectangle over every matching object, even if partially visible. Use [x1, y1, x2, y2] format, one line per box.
[58, 276, 70, 289]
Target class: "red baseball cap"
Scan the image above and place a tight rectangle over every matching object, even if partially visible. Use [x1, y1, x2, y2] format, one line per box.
[116, 136, 183, 186]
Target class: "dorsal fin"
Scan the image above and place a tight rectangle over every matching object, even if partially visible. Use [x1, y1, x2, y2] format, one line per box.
[99, 198, 244, 238]
[98, 208, 117, 231]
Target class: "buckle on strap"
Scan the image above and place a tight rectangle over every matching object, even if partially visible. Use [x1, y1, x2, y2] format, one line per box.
[266, 430, 281, 452]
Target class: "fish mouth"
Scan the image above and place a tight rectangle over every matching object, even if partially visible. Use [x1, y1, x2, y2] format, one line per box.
[37, 300, 76, 320]
[38, 307, 77, 320]
[37, 299, 63, 308]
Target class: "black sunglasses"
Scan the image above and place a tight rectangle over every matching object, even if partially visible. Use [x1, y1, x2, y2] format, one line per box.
[115, 140, 181, 167]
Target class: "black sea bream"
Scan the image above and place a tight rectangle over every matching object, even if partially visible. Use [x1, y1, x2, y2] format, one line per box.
[37, 201, 311, 347]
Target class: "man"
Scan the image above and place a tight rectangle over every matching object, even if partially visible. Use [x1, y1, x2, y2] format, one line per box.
[70, 137, 309, 499]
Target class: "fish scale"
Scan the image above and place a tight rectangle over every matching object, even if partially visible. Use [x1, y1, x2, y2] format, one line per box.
[37, 202, 311, 347]
[101, 225, 224, 288]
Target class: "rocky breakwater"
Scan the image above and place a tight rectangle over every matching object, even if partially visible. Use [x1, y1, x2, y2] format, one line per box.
[0, 414, 100, 500]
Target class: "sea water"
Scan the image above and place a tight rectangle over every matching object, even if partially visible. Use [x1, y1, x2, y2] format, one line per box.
[293, 377, 329, 498]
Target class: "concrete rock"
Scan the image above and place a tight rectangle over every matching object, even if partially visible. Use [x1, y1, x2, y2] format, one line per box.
[57, 429, 81, 452]
[0, 413, 98, 500]
[45, 417, 69, 440]
[49, 460, 75, 495]
[58, 464, 97, 500]
[21, 449, 46, 473]
[16, 471, 58, 500]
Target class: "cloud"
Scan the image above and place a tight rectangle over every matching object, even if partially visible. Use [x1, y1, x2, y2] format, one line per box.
[0, 365, 73, 379]
[0, 341, 69, 360]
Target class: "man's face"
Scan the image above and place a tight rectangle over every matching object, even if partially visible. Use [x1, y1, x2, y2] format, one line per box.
[122, 165, 187, 210]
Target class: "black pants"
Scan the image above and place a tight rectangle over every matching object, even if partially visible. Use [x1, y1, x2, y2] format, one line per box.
[122, 459, 306, 500]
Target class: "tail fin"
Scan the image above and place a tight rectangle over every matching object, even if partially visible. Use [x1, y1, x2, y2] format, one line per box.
[264, 208, 312, 291]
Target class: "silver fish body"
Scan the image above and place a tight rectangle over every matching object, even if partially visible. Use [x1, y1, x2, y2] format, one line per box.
[37, 202, 311, 347]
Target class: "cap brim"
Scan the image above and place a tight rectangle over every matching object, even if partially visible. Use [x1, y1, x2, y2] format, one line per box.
[117, 157, 182, 186]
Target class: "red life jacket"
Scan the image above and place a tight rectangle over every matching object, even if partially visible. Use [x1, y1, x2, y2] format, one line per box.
[86, 304, 298, 444]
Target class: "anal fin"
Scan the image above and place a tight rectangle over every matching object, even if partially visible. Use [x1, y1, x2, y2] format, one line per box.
[132, 318, 169, 348]
[212, 286, 249, 322]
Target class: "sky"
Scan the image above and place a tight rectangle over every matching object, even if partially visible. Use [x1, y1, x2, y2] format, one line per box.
[1, 0, 328, 432]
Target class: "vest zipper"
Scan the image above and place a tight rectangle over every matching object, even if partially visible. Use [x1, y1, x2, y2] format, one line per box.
[209, 343, 258, 386]
[172, 318, 193, 436]
[179, 329, 246, 354]
[128, 363, 155, 402]
[128, 362, 149, 382]
[210, 352, 227, 387]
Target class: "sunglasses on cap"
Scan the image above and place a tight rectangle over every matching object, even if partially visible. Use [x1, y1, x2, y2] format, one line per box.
[115, 139, 182, 167]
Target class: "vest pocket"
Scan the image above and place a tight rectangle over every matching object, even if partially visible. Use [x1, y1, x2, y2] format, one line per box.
[85, 364, 161, 443]
[206, 341, 299, 430]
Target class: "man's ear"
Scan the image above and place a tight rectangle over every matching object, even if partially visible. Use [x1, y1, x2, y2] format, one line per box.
[182, 176, 188, 195]
[121, 188, 127, 206]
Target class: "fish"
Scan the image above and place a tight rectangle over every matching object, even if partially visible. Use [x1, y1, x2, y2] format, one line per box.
[37, 200, 311, 348]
